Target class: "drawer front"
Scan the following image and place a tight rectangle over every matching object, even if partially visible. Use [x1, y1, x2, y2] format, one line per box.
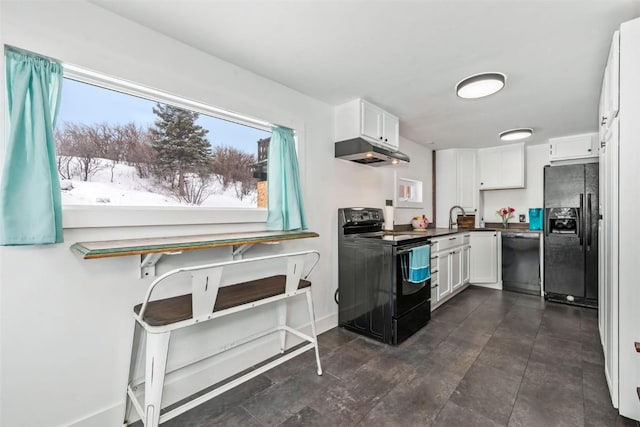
[461, 233, 471, 245]
[431, 279, 439, 303]
[430, 255, 439, 273]
[437, 235, 461, 251]
[431, 239, 440, 253]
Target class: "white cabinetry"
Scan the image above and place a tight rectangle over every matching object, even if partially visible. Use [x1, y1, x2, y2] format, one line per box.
[335, 99, 400, 151]
[601, 31, 620, 132]
[436, 251, 451, 301]
[478, 143, 525, 190]
[456, 150, 477, 213]
[435, 150, 477, 227]
[469, 231, 499, 284]
[549, 133, 598, 162]
[451, 248, 463, 291]
[462, 244, 471, 283]
[431, 233, 471, 310]
[597, 20, 640, 419]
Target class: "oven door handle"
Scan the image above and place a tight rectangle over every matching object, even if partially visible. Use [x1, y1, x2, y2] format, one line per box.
[397, 245, 431, 255]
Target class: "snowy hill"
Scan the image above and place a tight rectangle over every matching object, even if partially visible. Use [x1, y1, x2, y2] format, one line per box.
[59, 158, 257, 207]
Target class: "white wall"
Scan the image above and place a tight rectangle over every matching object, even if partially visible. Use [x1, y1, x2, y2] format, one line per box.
[0, 2, 433, 426]
[391, 137, 433, 226]
[481, 144, 549, 224]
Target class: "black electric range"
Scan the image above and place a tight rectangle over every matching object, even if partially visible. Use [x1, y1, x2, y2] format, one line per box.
[337, 207, 432, 344]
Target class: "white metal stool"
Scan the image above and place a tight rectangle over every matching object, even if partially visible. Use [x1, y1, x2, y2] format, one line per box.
[123, 250, 322, 426]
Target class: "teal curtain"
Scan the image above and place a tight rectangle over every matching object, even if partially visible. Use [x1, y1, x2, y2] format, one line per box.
[266, 126, 307, 231]
[1, 48, 63, 245]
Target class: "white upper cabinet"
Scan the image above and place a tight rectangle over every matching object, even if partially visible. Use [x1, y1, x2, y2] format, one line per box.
[360, 101, 381, 141]
[335, 98, 400, 151]
[381, 111, 400, 150]
[456, 150, 477, 213]
[606, 31, 620, 125]
[599, 75, 607, 144]
[549, 133, 598, 161]
[435, 149, 477, 227]
[600, 31, 619, 133]
[478, 143, 525, 190]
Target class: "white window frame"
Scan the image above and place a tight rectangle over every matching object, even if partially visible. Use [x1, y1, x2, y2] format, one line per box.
[60, 65, 276, 229]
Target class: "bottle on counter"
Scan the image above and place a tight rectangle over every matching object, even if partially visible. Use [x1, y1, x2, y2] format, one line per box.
[479, 217, 485, 228]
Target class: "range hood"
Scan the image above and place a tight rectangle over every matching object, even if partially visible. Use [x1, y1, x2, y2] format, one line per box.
[334, 138, 410, 166]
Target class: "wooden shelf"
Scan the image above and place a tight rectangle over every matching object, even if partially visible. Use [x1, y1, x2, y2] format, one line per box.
[71, 230, 319, 259]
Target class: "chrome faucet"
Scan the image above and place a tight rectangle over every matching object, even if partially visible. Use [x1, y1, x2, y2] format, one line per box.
[449, 205, 467, 229]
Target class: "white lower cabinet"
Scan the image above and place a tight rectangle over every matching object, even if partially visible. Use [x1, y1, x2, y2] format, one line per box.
[451, 248, 463, 291]
[469, 231, 498, 284]
[437, 250, 452, 301]
[462, 245, 471, 284]
[431, 234, 472, 310]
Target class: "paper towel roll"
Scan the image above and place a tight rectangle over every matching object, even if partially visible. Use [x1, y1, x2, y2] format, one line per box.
[384, 205, 394, 231]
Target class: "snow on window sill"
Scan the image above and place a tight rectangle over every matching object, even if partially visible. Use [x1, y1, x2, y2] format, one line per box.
[62, 205, 267, 229]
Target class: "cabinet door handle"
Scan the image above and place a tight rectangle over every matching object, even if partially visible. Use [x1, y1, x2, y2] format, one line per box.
[384, 138, 388, 142]
[431, 255, 438, 259]
[431, 269, 439, 274]
[431, 284, 439, 289]
[601, 116, 607, 126]
[463, 234, 470, 237]
[379, 136, 383, 140]
[449, 237, 457, 240]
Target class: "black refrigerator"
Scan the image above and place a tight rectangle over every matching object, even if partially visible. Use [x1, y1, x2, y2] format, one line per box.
[544, 164, 598, 308]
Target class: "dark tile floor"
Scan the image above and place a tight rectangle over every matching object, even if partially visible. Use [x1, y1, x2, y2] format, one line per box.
[153, 286, 638, 426]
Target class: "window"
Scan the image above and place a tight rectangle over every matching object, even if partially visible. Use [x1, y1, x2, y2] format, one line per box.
[55, 76, 271, 210]
[395, 177, 424, 208]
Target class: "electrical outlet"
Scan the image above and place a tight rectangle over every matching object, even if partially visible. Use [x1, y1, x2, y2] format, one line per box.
[519, 214, 526, 222]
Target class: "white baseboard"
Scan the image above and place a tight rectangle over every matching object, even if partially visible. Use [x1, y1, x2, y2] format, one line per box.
[470, 280, 502, 290]
[67, 312, 338, 427]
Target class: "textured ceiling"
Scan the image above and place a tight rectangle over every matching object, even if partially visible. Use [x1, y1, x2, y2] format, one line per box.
[91, 0, 640, 149]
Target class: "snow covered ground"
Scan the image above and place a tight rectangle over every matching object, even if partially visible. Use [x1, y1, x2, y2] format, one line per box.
[59, 158, 257, 207]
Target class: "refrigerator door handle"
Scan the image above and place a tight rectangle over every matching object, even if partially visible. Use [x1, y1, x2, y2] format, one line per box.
[587, 193, 592, 250]
[544, 208, 550, 237]
[579, 193, 584, 247]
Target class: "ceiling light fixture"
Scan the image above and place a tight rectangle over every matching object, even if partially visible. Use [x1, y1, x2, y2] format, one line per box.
[499, 128, 533, 141]
[456, 72, 506, 99]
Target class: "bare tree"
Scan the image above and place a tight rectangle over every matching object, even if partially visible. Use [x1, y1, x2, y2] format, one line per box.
[210, 145, 256, 199]
[55, 122, 155, 183]
[55, 128, 78, 180]
[177, 173, 213, 205]
[54, 123, 106, 181]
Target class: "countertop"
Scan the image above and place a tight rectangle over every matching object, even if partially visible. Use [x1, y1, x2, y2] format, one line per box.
[395, 227, 542, 239]
[71, 230, 320, 259]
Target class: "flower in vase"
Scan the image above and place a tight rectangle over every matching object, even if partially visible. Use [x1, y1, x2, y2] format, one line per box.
[497, 206, 515, 227]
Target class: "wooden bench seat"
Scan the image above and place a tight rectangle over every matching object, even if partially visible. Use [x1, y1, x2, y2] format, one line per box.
[134, 275, 312, 326]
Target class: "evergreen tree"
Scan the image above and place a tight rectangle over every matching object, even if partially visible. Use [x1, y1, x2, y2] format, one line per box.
[150, 103, 212, 195]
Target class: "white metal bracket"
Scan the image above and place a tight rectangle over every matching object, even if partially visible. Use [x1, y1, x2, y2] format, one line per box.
[140, 252, 183, 278]
[232, 244, 253, 259]
[232, 241, 281, 260]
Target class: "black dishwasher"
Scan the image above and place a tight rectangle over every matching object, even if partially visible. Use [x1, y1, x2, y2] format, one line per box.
[501, 232, 541, 295]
